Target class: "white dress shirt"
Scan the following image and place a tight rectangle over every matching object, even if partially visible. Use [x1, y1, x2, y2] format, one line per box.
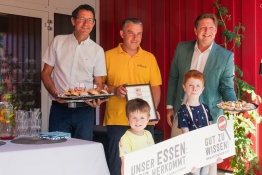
[42, 34, 106, 100]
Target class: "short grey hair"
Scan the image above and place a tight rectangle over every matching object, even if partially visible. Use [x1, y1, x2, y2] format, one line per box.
[122, 18, 143, 30]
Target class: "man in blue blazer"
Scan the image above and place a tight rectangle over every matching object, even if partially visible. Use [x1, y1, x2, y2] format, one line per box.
[166, 13, 237, 174]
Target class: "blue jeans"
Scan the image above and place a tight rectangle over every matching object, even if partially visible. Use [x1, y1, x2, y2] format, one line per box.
[49, 104, 95, 141]
[107, 125, 154, 175]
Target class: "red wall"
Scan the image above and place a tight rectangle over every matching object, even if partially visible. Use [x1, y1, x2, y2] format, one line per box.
[100, 0, 262, 170]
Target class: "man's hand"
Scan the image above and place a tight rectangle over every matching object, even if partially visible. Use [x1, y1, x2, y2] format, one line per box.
[54, 90, 67, 103]
[84, 98, 109, 108]
[149, 111, 160, 125]
[115, 84, 128, 98]
[166, 108, 174, 127]
[56, 98, 68, 103]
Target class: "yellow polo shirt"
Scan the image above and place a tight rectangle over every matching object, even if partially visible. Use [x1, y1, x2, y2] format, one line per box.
[103, 44, 162, 126]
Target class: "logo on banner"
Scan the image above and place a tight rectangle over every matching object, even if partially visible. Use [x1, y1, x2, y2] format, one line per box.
[217, 115, 231, 140]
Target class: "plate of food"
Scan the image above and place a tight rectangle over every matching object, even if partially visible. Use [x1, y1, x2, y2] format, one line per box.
[57, 88, 114, 101]
[216, 101, 258, 112]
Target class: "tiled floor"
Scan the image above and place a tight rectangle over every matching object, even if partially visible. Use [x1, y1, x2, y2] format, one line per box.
[217, 169, 234, 175]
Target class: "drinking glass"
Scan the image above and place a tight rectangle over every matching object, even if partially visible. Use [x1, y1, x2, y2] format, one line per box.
[14, 110, 29, 137]
[29, 110, 42, 137]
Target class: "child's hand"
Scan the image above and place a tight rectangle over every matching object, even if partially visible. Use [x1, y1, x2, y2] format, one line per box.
[217, 157, 223, 164]
[191, 166, 198, 173]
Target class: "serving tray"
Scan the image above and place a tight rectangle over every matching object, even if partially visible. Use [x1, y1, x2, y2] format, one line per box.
[11, 137, 67, 144]
[216, 102, 258, 113]
[57, 93, 114, 101]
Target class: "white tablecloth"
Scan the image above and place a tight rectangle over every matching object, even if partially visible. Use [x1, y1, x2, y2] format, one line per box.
[0, 138, 110, 175]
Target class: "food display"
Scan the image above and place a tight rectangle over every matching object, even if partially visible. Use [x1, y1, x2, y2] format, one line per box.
[57, 86, 113, 101]
[216, 101, 257, 111]
[61, 88, 108, 97]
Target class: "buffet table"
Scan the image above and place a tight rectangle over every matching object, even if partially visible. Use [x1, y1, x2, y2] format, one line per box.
[0, 138, 110, 175]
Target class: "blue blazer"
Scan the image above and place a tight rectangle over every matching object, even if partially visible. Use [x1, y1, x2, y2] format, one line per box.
[166, 40, 237, 122]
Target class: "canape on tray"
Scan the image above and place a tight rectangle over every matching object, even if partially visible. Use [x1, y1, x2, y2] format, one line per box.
[62, 88, 109, 96]
[216, 101, 256, 111]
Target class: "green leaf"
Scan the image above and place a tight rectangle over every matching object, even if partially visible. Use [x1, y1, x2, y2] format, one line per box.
[222, 30, 238, 42]
[235, 40, 241, 47]
[234, 26, 240, 31]
[235, 65, 243, 77]
[212, 2, 217, 7]
[218, 7, 228, 16]
[218, 20, 224, 27]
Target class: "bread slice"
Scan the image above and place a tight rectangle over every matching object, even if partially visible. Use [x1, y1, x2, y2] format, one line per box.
[68, 88, 74, 93]
[70, 91, 79, 96]
[80, 91, 89, 96]
[88, 89, 99, 95]
[100, 89, 109, 94]
[63, 91, 71, 96]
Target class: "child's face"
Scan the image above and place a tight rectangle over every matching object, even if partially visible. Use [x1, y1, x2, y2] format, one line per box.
[128, 110, 149, 134]
[183, 78, 204, 99]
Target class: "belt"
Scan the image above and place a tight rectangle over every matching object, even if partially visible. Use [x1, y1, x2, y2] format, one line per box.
[52, 101, 89, 108]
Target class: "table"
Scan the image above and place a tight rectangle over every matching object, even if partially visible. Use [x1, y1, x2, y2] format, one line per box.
[0, 138, 110, 175]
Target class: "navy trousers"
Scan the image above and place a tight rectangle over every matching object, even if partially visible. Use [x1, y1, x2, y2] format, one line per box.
[107, 125, 154, 175]
[49, 104, 95, 141]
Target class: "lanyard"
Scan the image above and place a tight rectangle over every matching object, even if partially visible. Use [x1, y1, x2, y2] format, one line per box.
[185, 102, 209, 129]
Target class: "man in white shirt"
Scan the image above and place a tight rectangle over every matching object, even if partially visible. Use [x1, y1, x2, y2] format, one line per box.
[41, 4, 107, 141]
[166, 13, 237, 174]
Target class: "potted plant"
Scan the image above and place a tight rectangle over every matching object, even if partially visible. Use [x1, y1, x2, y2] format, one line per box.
[213, 0, 262, 174]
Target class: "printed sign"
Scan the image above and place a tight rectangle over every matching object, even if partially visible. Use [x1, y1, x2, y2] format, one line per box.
[124, 117, 235, 175]
[125, 84, 158, 121]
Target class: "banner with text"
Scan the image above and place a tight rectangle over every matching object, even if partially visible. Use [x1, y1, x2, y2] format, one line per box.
[124, 119, 235, 175]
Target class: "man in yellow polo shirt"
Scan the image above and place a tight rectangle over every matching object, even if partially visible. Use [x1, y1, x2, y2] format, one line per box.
[103, 18, 162, 175]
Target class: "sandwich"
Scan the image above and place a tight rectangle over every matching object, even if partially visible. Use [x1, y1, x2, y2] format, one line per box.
[88, 89, 99, 95]
[80, 89, 89, 96]
[62, 91, 71, 96]
[70, 91, 79, 96]
[100, 89, 109, 94]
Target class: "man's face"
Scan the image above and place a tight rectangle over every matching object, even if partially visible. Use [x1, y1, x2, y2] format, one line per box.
[120, 22, 143, 52]
[71, 10, 95, 38]
[194, 18, 217, 47]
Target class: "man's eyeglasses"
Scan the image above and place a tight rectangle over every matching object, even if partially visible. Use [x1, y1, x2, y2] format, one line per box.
[76, 17, 95, 24]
